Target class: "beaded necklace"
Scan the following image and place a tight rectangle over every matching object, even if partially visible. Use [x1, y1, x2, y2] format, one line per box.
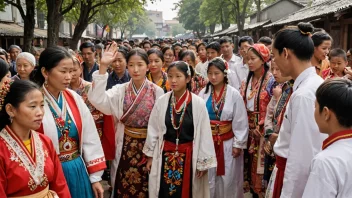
[211, 84, 227, 120]
[170, 90, 190, 156]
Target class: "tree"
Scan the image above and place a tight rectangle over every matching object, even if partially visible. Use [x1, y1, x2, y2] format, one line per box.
[44, 0, 77, 47]
[228, 0, 252, 36]
[252, 0, 276, 22]
[170, 23, 185, 37]
[65, 0, 150, 50]
[200, 0, 234, 31]
[3, 0, 36, 52]
[176, 0, 206, 39]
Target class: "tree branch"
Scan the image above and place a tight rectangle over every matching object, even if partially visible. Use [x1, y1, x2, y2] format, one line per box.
[88, 9, 99, 22]
[91, 0, 120, 11]
[61, 0, 78, 15]
[4, 0, 26, 19]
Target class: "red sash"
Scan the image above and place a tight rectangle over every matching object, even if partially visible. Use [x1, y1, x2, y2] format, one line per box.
[101, 115, 116, 160]
[210, 120, 234, 176]
[322, 129, 352, 150]
[38, 90, 83, 143]
[273, 155, 287, 198]
[163, 141, 193, 198]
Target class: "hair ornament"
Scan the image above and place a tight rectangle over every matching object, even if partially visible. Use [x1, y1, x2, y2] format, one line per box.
[213, 57, 229, 74]
[0, 80, 13, 111]
[184, 61, 191, 76]
[300, 30, 312, 36]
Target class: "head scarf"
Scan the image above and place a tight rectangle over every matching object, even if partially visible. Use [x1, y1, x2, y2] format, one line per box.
[249, 43, 271, 62]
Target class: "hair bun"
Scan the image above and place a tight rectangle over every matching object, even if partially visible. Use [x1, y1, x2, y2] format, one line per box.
[298, 22, 314, 35]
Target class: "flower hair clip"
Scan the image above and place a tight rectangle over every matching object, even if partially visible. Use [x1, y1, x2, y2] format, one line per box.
[0, 80, 13, 111]
[213, 57, 229, 74]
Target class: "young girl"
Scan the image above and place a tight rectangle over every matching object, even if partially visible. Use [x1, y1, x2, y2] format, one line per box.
[0, 80, 70, 197]
[195, 42, 208, 78]
[180, 50, 208, 95]
[144, 61, 217, 198]
[263, 60, 293, 197]
[88, 44, 164, 197]
[198, 58, 248, 198]
[33, 46, 106, 198]
[240, 44, 273, 197]
[147, 49, 170, 93]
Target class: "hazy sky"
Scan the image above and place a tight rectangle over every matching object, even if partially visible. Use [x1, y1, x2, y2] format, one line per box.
[145, 0, 179, 20]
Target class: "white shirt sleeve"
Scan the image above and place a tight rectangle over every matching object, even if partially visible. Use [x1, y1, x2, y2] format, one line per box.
[302, 157, 337, 198]
[232, 92, 249, 149]
[281, 96, 323, 198]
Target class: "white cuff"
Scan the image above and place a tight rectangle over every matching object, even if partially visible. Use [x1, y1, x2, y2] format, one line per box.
[89, 170, 104, 183]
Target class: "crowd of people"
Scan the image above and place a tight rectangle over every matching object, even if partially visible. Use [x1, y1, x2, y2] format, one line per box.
[0, 21, 352, 198]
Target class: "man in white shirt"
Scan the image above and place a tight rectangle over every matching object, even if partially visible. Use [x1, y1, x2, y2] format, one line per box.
[219, 36, 248, 91]
[270, 23, 327, 198]
[303, 79, 352, 198]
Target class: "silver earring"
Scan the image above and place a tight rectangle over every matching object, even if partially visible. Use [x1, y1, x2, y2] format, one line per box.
[9, 116, 13, 123]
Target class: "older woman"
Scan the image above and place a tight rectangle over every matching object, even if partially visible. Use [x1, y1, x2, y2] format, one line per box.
[12, 52, 36, 81]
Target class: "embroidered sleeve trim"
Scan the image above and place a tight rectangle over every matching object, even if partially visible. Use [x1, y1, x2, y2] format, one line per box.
[196, 155, 217, 171]
[85, 157, 106, 174]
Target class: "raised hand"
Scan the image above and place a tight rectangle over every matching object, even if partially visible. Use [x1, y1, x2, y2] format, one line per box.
[99, 42, 118, 74]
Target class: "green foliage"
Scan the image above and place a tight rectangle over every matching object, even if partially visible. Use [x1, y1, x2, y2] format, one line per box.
[200, 0, 233, 28]
[177, 0, 205, 36]
[170, 23, 185, 37]
[0, 0, 7, 11]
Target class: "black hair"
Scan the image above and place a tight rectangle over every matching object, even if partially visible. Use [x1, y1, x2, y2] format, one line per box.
[206, 42, 221, 53]
[316, 79, 352, 128]
[238, 36, 254, 47]
[162, 46, 174, 56]
[0, 59, 9, 80]
[117, 46, 128, 59]
[243, 48, 270, 112]
[173, 43, 182, 48]
[329, 48, 347, 61]
[151, 43, 161, 48]
[79, 42, 95, 52]
[273, 22, 315, 61]
[196, 42, 207, 52]
[147, 48, 164, 62]
[95, 43, 104, 50]
[127, 48, 149, 65]
[219, 36, 233, 45]
[143, 41, 151, 47]
[179, 50, 196, 67]
[311, 31, 332, 47]
[205, 58, 229, 94]
[0, 80, 40, 130]
[167, 61, 194, 91]
[33, 46, 73, 86]
[258, 36, 272, 46]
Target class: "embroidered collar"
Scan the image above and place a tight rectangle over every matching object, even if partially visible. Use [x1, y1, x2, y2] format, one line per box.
[322, 129, 352, 150]
[1, 126, 45, 185]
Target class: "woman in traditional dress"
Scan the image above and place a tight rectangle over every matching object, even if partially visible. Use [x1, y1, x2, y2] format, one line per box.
[263, 60, 293, 197]
[179, 50, 208, 95]
[144, 61, 217, 198]
[162, 46, 175, 72]
[240, 44, 273, 197]
[198, 58, 248, 198]
[311, 31, 332, 76]
[12, 52, 36, 81]
[33, 46, 106, 198]
[88, 44, 164, 198]
[0, 80, 71, 197]
[147, 48, 170, 93]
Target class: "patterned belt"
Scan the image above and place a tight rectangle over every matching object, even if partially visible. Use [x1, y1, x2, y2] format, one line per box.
[210, 120, 232, 136]
[124, 126, 147, 139]
[58, 150, 80, 162]
[9, 186, 58, 198]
